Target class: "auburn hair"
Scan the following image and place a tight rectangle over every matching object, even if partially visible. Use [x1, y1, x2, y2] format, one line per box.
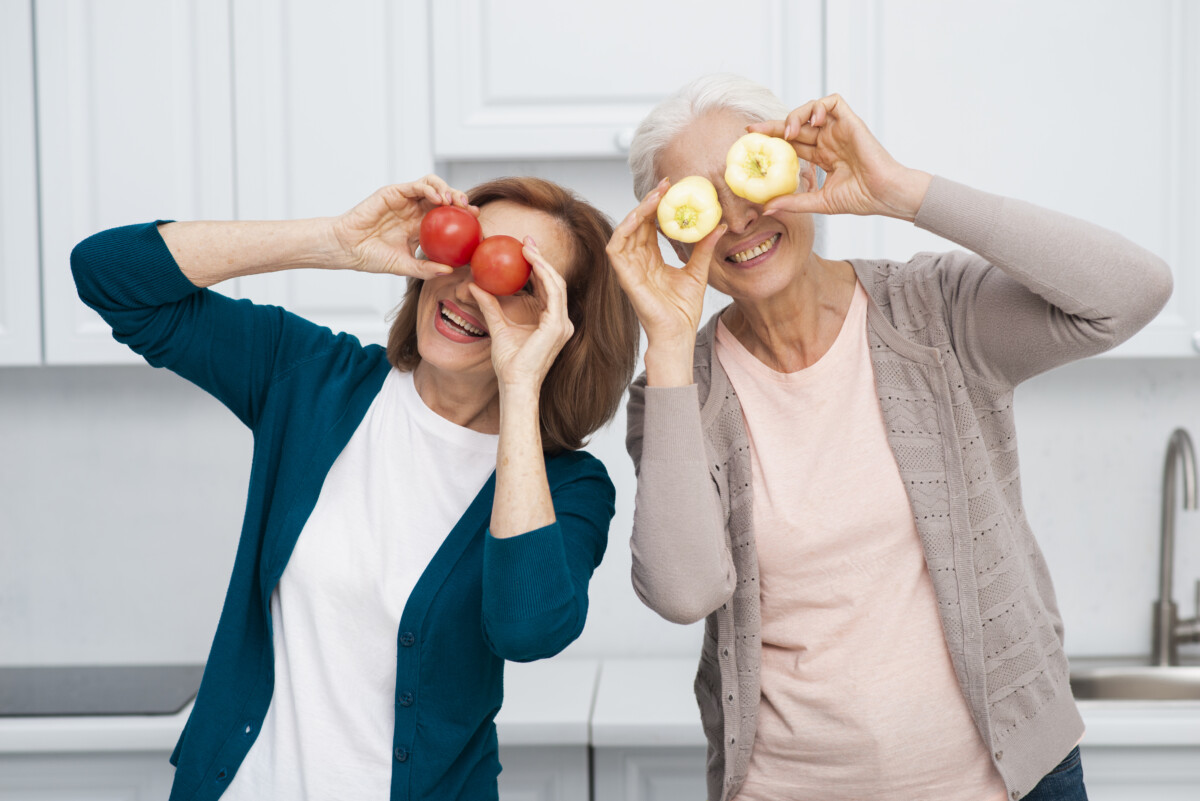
[387, 177, 639, 454]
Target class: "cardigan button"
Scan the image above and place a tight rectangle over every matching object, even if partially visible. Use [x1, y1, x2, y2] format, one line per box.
[394, 747, 409, 762]
[399, 632, 416, 647]
[399, 691, 414, 707]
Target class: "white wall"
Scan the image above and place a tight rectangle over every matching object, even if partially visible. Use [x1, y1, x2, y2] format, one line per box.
[3, 155, 1200, 667]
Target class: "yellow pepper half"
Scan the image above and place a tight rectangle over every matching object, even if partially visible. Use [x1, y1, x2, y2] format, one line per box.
[724, 132, 799, 205]
[656, 176, 722, 243]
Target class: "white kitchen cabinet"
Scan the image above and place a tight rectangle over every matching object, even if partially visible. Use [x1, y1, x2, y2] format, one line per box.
[0, 660, 596, 800]
[822, 0, 1200, 357]
[229, 0, 434, 348]
[0, 0, 42, 366]
[430, 0, 824, 160]
[0, 752, 176, 800]
[35, 0, 236, 365]
[591, 659, 1200, 801]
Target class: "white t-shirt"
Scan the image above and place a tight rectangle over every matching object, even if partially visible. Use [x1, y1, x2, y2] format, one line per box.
[223, 368, 498, 799]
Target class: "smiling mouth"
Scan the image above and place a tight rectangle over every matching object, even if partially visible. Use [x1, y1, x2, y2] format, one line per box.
[728, 233, 780, 264]
[439, 303, 487, 337]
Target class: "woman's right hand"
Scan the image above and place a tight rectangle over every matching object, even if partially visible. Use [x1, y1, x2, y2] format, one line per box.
[607, 178, 726, 386]
[331, 175, 476, 280]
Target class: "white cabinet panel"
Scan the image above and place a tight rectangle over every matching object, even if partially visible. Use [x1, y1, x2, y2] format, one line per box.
[432, 0, 824, 159]
[231, 0, 434, 347]
[823, 0, 1199, 357]
[498, 745, 589, 801]
[592, 747, 707, 801]
[36, 0, 235, 365]
[0, 752, 175, 800]
[0, 0, 42, 365]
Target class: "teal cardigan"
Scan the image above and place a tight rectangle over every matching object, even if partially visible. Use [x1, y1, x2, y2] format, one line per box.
[71, 223, 614, 801]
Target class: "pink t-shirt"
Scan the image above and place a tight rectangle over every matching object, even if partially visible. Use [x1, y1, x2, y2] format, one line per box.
[716, 283, 1007, 801]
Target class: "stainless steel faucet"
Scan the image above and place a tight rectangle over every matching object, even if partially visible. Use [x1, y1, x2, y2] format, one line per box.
[1152, 428, 1200, 666]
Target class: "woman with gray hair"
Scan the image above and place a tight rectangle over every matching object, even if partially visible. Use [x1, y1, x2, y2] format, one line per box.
[607, 74, 1171, 801]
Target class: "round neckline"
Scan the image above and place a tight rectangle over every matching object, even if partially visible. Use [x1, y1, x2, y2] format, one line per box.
[716, 281, 866, 382]
[390, 368, 499, 449]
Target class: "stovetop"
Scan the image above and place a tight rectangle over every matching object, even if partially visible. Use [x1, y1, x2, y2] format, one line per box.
[0, 664, 205, 717]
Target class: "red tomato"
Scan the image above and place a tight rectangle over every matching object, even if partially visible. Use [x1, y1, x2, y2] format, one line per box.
[470, 235, 531, 296]
[418, 206, 482, 268]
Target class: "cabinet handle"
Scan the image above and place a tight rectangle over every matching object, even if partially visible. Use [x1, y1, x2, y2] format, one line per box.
[613, 128, 635, 153]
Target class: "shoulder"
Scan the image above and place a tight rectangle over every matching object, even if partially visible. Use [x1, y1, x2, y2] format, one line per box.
[851, 251, 990, 319]
[545, 448, 616, 520]
[546, 448, 611, 485]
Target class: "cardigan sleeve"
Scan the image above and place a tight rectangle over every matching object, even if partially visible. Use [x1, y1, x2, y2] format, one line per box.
[625, 374, 734, 625]
[480, 450, 613, 662]
[913, 177, 1173, 386]
[71, 221, 341, 430]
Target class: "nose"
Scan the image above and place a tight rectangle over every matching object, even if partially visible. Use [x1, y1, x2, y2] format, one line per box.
[718, 187, 760, 235]
[450, 269, 477, 302]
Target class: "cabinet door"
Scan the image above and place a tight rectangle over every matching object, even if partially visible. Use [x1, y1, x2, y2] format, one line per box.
[823, 0, 1199, 357]
[36, 0, 235, 364]
[0, 0, 42, 365]
[230, 0, 434, 347]
[431, 0, 824, 160]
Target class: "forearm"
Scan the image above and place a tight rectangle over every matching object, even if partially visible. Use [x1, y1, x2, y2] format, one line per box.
[916, 177, 1172, 326]
[490, 385, 556, 539]
[628, 384, 734, 624]
[157, 218, 344, 288]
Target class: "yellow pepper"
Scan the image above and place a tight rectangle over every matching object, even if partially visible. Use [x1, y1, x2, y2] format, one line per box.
[656, 176, 722, 243]
[724, 133, 799, 205]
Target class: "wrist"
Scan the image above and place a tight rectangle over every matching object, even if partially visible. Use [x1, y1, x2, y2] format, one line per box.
[879, 168, 933, 222]
[644, 343, 695, 388]
[498, 381, 543, 412]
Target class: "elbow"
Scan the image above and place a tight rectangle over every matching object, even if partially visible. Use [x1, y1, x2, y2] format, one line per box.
[483, 604, 585, 663]
[1144, 255, 1174, 317]
[69, 235, 104, 307]
[631, 568, 730, 626]
[1106, 253, 1175, 346]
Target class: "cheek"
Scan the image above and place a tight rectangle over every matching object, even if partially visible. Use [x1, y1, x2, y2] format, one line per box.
[498, 296, 541, 324]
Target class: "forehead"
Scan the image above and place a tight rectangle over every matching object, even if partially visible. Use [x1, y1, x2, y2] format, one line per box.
[656, 108, 754, 182]
[477, 200, 573, 277]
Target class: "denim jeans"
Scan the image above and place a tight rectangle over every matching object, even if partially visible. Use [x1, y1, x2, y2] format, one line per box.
[1021, 745, 1088, 801]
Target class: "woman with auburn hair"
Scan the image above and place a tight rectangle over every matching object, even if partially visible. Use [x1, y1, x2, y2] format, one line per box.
[71, 174, 638, 801]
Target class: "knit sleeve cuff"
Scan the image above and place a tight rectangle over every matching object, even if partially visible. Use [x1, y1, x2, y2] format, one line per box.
[641, 384, 709, 464]
[483, 522, 574, 623]
[71, 220, 198, 310]
[913, 176, 1003, 256]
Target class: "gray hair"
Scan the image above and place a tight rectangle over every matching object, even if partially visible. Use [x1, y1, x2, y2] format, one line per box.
[628, 74, 794, 202]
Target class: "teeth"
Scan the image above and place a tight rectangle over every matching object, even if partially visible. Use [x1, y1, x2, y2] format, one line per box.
[441, 306, 486, 336]
[730, 234, 779, 263]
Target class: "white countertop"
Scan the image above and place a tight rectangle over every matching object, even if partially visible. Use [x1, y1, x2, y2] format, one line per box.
[2, 657, 1197, 754]
[0, 659, 600, 754]
[589, 658, 1200, 750]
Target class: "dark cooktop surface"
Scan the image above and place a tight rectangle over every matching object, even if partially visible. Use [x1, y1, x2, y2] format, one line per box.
[0, 664, 205, 717]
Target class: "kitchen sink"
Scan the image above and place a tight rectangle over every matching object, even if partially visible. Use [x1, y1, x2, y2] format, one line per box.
[1069, 663, 1200, 701]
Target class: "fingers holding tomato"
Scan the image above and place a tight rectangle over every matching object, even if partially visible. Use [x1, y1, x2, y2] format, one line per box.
[467, 236, 572, 391]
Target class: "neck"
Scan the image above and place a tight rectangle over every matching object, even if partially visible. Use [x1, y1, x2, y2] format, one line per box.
[412, 362, 501, 434]
[722, 255, 857, 372]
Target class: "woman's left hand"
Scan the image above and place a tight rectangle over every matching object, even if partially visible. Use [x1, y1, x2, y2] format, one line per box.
[468, 238, 573, 394]
[747, 94, 932, 221]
